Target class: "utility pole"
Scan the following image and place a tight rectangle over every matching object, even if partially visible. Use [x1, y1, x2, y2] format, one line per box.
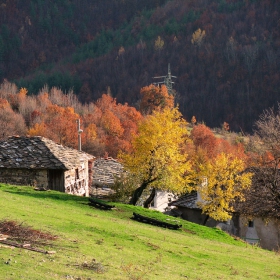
[76, 119, 83, 151]
[153, 63, 177, 95]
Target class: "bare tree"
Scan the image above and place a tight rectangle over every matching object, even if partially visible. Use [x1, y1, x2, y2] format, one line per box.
[0, 80, 17, 100]
[18, 95, 37, 127]
[244, 104, 280, 218]
[0, 106, 26, 140]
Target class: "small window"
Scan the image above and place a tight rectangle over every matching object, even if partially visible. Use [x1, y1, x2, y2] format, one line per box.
[75, 169, 79, 180]
[248, 220, 254, 228]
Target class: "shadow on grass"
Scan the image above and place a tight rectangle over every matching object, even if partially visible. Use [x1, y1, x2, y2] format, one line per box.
[1, 184, 88, 205]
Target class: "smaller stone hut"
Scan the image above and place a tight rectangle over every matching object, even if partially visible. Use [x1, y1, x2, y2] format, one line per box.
[234, 169, 280, 250]
[168, 192, 219, 226]
[169, 192, 236, 233]
[171, 187, 280, 250]
[0, 136, 94, 196]
[91, 157, 124, 196]
[92, 157, 123, 186]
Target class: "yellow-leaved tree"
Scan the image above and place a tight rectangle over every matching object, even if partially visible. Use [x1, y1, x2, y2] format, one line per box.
[119, 107, 193, 206]
[191, 28, 206, 47]
[197, 153, 252, 223]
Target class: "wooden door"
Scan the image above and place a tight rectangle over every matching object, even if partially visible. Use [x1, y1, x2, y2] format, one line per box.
[48, 169, 65, 192]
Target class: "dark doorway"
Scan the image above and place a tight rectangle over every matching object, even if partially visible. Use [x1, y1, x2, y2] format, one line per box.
[48, 170, 64, 192]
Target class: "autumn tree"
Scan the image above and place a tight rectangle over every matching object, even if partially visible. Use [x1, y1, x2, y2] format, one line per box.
[46, 105, 79, 147]
[154, 35, 164, 52]
[37, 92, 52, 111]
[139, 84, 174, 115]
[197, 153, 252, 223]
[0, 98, 26, 140]
[191, 123, 248, 163]
[191, 28, 206, 47]
[17, 88, 38, 127]
[81, 107, 105, 156]
[28, 104, 79, 148]
[119, 107, 193, 206]
[190, 123, 251, 222]
[245, 104, 280, 218]
[93, 94, 142, 157]
[191, 124, 217, 160]
[28, 123, 46, 137]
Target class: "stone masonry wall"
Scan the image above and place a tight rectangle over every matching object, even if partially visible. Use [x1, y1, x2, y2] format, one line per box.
[0, 168, 48, 188]
[239, 216, 280, 250]
[64, 160, 89, 196]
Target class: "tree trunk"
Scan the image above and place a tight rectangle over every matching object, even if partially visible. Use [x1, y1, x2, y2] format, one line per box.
[203, 214, 209, 226]
[129, 182, 148, 205]
[143, 188, 156, 208]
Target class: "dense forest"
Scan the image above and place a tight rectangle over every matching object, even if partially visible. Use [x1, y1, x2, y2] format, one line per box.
[0, 0, 280, 132]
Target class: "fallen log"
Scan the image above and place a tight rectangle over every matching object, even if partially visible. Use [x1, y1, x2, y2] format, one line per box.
[89, 198, 115, 210]
[132, 212, 182, 230]
[0, 239, 56, 254]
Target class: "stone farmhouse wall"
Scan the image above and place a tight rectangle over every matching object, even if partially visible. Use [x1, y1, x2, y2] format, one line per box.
[0, 168, 48, 188]
[239, 216, 280, 250]
[150, 190, 177, 212]
[65, 160, 89, 196]
[0, 136, 94, 197]
[0, 160, 90, 197]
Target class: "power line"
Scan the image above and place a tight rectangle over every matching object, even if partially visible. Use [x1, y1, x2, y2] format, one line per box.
[153, 63, 177, 95]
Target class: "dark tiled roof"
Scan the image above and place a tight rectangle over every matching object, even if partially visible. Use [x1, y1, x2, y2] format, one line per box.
[0, 136, 94, 170]
[168, 192, 199, 209]
[93, 157, 124, 185]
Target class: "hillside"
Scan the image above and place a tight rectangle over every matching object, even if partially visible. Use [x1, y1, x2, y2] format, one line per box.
[1, 183, 280, 279]
[0, 0, 280, 131]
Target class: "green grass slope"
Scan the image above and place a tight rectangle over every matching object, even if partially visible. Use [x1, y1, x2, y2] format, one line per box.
[0, 184, 279, 280]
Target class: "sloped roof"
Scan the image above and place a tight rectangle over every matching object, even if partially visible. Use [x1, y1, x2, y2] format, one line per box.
[0, 136, 94, 170]
[168, 192, 199, 209]
[93, 157, 124, 186]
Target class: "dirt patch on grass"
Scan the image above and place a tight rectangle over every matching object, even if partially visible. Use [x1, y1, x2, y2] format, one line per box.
[81, 259, 107, 273]
[0, 219, 57, 246]
[182, 228, 196, 235]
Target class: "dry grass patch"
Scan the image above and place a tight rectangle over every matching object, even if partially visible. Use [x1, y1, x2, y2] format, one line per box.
[0, 219, 57, 246]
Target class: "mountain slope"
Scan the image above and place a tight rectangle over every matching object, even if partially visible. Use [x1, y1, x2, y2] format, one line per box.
[1, 0, 280, 131]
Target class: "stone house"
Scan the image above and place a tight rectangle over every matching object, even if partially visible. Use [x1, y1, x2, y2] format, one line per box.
[233, 169, 280, 251]
[92, 157, 124, 186]
[170, 188, 280, 250]
[168, 191, 234, 230]
[91, 157, 124, 196]
[167, 177, 224, 227]
[150, 190, 177, 212]
[237, 216, 280, 250]
[0, 136, 94, 196]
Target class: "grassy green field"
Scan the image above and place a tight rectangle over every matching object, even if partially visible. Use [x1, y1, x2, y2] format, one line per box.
[0, 184, 279, 280]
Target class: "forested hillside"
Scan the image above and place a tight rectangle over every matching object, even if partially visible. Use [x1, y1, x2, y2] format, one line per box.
[0, 0, 280, 131]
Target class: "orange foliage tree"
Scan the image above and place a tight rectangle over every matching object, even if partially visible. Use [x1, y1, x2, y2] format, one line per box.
[191, 124, 247, 162]
[0, 82, 143, 157]
[101, 109, 124, 137]
[28, 104, 79, 148]
[191, 124, 217, 160]
[82, 94, 143, 157]
[139, 84, 174, 115]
